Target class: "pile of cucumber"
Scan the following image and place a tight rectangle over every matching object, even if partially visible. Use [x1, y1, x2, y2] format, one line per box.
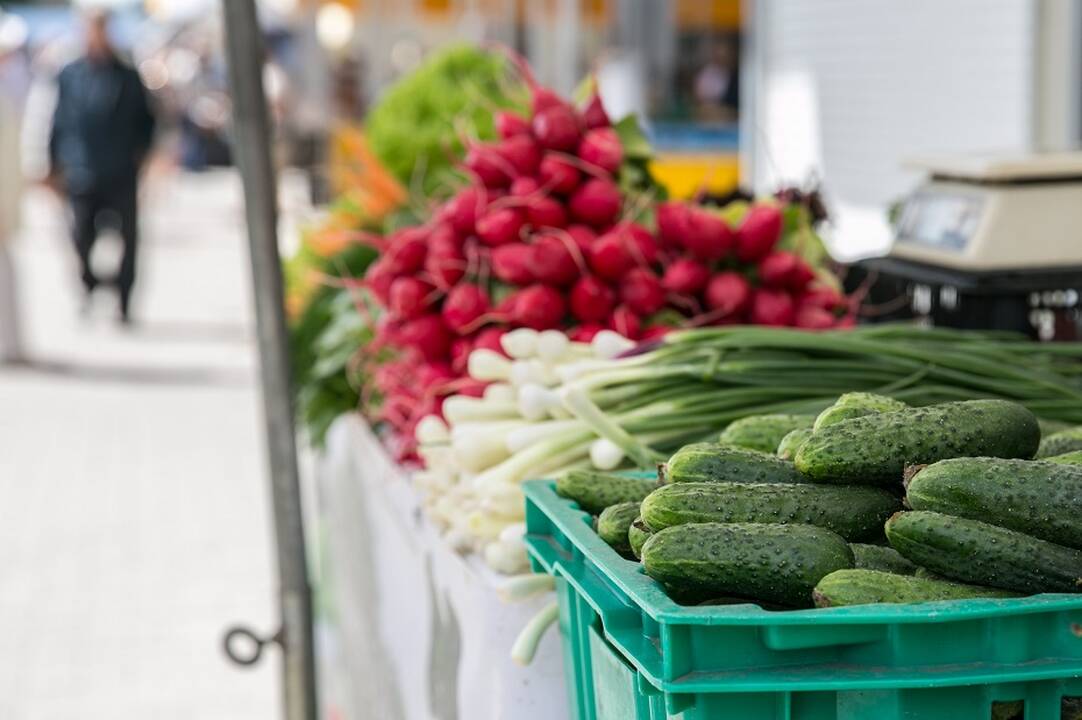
[555, 393, 1082, 609]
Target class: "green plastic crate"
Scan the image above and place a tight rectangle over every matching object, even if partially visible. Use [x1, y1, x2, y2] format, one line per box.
[523, 479, 1082, 720]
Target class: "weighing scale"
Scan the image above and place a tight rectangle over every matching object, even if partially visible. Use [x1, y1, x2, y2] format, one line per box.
[856, 151, 1082, 340]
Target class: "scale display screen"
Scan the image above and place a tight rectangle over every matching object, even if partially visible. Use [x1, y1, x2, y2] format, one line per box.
[896, 190, 984, 252]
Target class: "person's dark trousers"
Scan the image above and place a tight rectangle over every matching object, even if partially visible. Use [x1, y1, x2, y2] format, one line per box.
[69, 177, 138, 319]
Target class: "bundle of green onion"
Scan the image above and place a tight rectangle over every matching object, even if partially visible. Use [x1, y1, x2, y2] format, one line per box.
[415, 325, 1082, 573]
[556, 325, 1082, 471]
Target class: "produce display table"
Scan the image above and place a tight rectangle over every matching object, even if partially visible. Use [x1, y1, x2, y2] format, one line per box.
[310, 415, 567, 720]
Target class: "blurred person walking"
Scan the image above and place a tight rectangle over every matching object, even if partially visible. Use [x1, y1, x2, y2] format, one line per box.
[0, 10, 30, 362]
[48, 10, 155, 323]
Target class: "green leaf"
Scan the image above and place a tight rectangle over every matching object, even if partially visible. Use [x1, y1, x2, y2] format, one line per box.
[613, 115, 653, 161]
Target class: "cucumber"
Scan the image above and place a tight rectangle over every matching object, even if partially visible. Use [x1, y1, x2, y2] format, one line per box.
[1037, 426, 1082, 458]
[813, 392, 908, 431]
[640, 482, 900, 541]
[795, 400, 1040, 485]
[913, 567, 951, 582]
[885, 511, 1082, 594]
[719, 414, 815, 454]
[850, 543, 917, 575]
[1046, 450, 1082, 466]
[597, 502, 640, 556]
[906, 457, 1082, 549]
[641, 522, 853, 608]
[555, 470, 658, 514]
[628, 517, 651, 560]
[812, 569, 1019, 607]
[663, 443, 803, 485]
[776, 427, 813, 460]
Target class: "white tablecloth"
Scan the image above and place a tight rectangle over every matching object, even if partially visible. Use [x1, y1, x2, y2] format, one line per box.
[310, 415, 567, 720]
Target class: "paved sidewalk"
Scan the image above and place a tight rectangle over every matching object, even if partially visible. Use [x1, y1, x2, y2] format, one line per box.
[0, 172, 286, 720]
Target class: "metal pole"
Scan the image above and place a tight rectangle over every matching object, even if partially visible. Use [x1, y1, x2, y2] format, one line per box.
[219, 2, 318, 719]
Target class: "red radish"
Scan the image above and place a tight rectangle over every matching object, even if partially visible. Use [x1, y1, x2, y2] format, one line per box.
[425, 232, 466, 288]
[787, 257, 816, 291]
[568, 324, 605, 342]
[525, 196, 568, 228]
[531, 105, 581, 152]
[566, 224, 597, 251]
[365, 259, 395, 305]
[495, 110, 530, 138]
[620, 268, 666, 315]
[589, 231, 634, 281]
[442, 188, 486, 237]
[682, 207, 735, 261]
[442, 283, 490, 334]
[476, 207, 526, 246]
[416, 362, 455, 391]
[577, 127, 622, 174]
[737, 204, 783, 262]
[531, 86, 566, 114]
[509, 176, 540, 197]
[704, 271, 752, 316]
[538, 154, 580, 194]
[508, 284, 567, 330]
[450, 337, 472, 373]
[622, 223, 660, 266]
[569, 178, 622, 227]
[582, 93, 610, 129]
[533, 233, 581, 286]
[374, 358, 410, 394]
[608, 304, 642, 340]
[641, 325, 674, 341]
[398, 314, 452, 361]
[757, 251, 799, 288]
[655, 201, 690, 249]
[662, 258, 710, 294]
[384, 233, 427, 276]
[749, 287, 796, 326]
[464, 145, 512, 188]
[569, 276, 616, 322]
[497, 134, 541, 176]
[799, 285, 845, 311]
[472, 327, 506, 355]
[794, 305, 836, 329]
[490, 243, 535, 285]
[388, 277, 431, 320]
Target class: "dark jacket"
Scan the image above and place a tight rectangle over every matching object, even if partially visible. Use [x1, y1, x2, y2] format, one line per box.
[49, 55, 156, 194]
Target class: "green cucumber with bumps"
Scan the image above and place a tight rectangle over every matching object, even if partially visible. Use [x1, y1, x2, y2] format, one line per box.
[597, 502, 640, 555]
[885, 511, 1082, 594]
[628, 517, 651, 559]
[813, 569, 1019, 607]
[1046, 450, 1082, 466]
[719, 414, 815, 454]
[906, 457, 1082, 549]
[640, 482, 900, 541]
[776, 427, 813, 460]
[1037, 426, 1082, 458]
[641, 522, 853, 607]
[663, 443, 803, 485]
[795, 399, 1040, 485]
[850, 543, 918, 575]
[555, 470, 657, 514]
[813, 392, 908, 431]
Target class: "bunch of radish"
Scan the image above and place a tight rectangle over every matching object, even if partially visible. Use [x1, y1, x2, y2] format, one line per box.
[358, 61, 850, 457]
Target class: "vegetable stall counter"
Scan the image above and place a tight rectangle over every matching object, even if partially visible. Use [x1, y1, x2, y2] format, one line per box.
[309, 414, 566, 720]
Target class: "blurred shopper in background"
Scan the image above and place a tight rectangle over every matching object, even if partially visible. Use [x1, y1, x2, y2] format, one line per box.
[49, 9, 156, 324]
[0, 9, 30, 362]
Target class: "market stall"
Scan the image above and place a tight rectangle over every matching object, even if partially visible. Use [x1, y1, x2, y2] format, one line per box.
[269, 14, 1082, 720]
